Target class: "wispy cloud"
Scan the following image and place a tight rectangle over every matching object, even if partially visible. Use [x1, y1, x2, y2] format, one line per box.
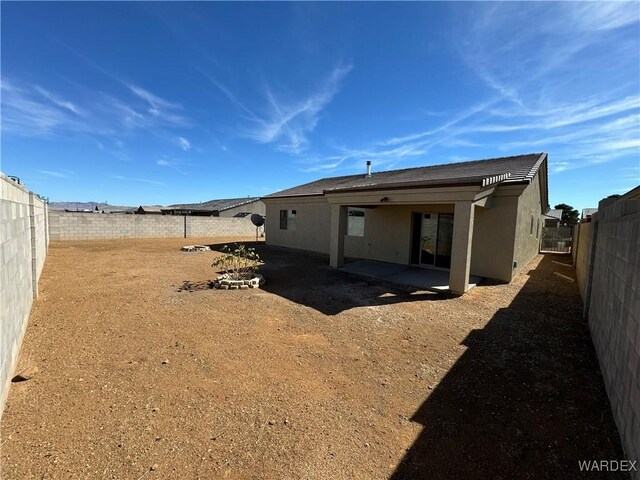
[2, 77, 191, 142]
[155, 157, 189, 175]
[299, 3, 638, 176]
[111, 174, 164, 186]
[207, 64, 352, 154]
[128, 84, 190, 127]
[562, 2, 640, 32]
[199, 70, 259, 121]
[247, 64, 352, 153]
[39, 169, 74, 178]
[177, 136, 191, 151]
[1, 79, 97, 136]
[33, 86, 83, 116]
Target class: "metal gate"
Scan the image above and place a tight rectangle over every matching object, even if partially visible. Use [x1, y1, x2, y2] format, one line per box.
[540, 226, 573, 252]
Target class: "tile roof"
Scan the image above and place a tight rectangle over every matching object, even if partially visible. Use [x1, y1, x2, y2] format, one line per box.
[169, 197, 261, 211]
[265, 153, 547, 198]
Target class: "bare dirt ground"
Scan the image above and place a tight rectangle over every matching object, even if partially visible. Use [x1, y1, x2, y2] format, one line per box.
[1, 238, 625, 479]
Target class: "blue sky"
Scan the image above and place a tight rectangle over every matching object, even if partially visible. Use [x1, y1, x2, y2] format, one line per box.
[1, 2, 639, 210]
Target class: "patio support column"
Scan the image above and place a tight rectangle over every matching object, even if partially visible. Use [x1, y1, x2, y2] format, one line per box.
[449, 201, 475, 295]
[329, 204, 347, 268]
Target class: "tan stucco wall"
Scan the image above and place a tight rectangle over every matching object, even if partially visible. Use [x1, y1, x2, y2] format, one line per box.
[265, 199, 455, 263]
[470, 189, 519, 282]
[264, 197, 332, 253]
[350, 204, 454, 264]
[219, 200, 266, 218]
[512, 172, 545, 280]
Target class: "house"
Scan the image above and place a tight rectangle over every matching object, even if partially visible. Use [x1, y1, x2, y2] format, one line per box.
[543, 209, 563, 227]
[136, 205, 164, 214]
[581, 208, 598, 223]
[262, 153, 549, 295]
[166, 197, 265, 217]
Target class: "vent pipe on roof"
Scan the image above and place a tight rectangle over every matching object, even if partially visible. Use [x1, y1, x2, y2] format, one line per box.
[366, 160, 372, 177]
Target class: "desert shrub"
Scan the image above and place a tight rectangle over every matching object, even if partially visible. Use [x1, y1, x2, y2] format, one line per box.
[212, 244, 260, 280]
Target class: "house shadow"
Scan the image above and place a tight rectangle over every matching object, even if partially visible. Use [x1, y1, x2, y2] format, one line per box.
[390, 254, 626, 480]
[205, 242, 448, 315]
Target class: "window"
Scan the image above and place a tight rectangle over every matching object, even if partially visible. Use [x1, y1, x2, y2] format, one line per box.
[347, 208, 365, 237]
[536, 218, 540, 238]
[279, 209, 297, 230]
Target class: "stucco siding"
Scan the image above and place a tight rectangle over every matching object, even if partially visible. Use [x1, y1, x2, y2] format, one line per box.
[359, 204, 454, 265]
[264, 198, 332, 254]
[470, 192, 519, 282]
[512, 173, 545, 280]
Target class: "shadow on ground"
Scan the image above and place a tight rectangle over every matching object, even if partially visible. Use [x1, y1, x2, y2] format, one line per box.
[206, 242, 448, 315]
[390, 254, 626, 480]
[177, 280, 214, 292]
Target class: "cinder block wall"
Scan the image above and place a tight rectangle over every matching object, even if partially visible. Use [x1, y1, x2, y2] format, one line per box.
[574, 198, 640, 472]
[187, 216, 259, 237]
[49, 211, 256, 240]
[0, 174, 49, 417]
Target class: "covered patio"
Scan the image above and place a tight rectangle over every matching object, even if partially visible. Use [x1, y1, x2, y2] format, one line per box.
[340, 259, 483, 293]
[328, 182, 500, 295]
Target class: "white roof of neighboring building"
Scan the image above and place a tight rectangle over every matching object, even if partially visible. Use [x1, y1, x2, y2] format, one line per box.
[544, 209, 562, 220]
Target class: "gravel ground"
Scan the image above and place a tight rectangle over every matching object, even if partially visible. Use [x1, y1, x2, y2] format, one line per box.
[0, 238, 625, 479]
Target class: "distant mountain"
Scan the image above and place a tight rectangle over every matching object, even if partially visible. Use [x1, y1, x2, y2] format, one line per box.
[48, 202, 135, 213]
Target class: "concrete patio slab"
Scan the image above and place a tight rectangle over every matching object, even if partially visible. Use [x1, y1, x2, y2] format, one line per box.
[340, 260, 482, 292]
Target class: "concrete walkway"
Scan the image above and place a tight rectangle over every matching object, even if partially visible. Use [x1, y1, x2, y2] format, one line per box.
[340, 260, 482, 293]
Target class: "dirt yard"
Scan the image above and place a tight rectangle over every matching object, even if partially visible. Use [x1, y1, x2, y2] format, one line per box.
[1, 238, 625, 479]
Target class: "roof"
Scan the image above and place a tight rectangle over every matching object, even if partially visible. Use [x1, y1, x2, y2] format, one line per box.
[544, 209, 563, 220]
[621, 185, 640, 200]
[169, 197, 261, 211]
[264, 153, 547, 198]
[581, 208, 598, 217]
[138, 205, 164, 212]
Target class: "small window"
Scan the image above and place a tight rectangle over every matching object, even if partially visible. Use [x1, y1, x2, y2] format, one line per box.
[279, 209, 297, 230]
[347, 208, 365, 237]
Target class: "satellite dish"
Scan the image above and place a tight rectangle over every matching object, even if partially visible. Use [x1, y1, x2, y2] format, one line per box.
[250, 214, 265, 227]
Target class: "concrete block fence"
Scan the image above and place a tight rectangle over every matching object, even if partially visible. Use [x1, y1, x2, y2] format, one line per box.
[0, 173, 49, 418]
[48, 211, 257, 240]
[573, 196, 640, 474]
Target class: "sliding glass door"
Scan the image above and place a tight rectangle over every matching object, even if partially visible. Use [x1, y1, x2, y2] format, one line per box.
[414, 213, 454, 269]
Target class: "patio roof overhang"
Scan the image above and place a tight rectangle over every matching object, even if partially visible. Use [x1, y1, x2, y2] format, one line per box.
[323, 179, 513, 207]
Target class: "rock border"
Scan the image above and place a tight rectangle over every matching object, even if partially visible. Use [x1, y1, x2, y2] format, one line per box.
[214, 273, 266, 290]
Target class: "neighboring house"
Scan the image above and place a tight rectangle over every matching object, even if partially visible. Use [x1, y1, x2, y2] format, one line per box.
[621, 185, 640, 200]
[167, 197, 265, 217]
[543, 209, 563, 227]
[581, 208, 598, 223]
[262, 153, 549, 295]
[136, 205, 164, 214]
